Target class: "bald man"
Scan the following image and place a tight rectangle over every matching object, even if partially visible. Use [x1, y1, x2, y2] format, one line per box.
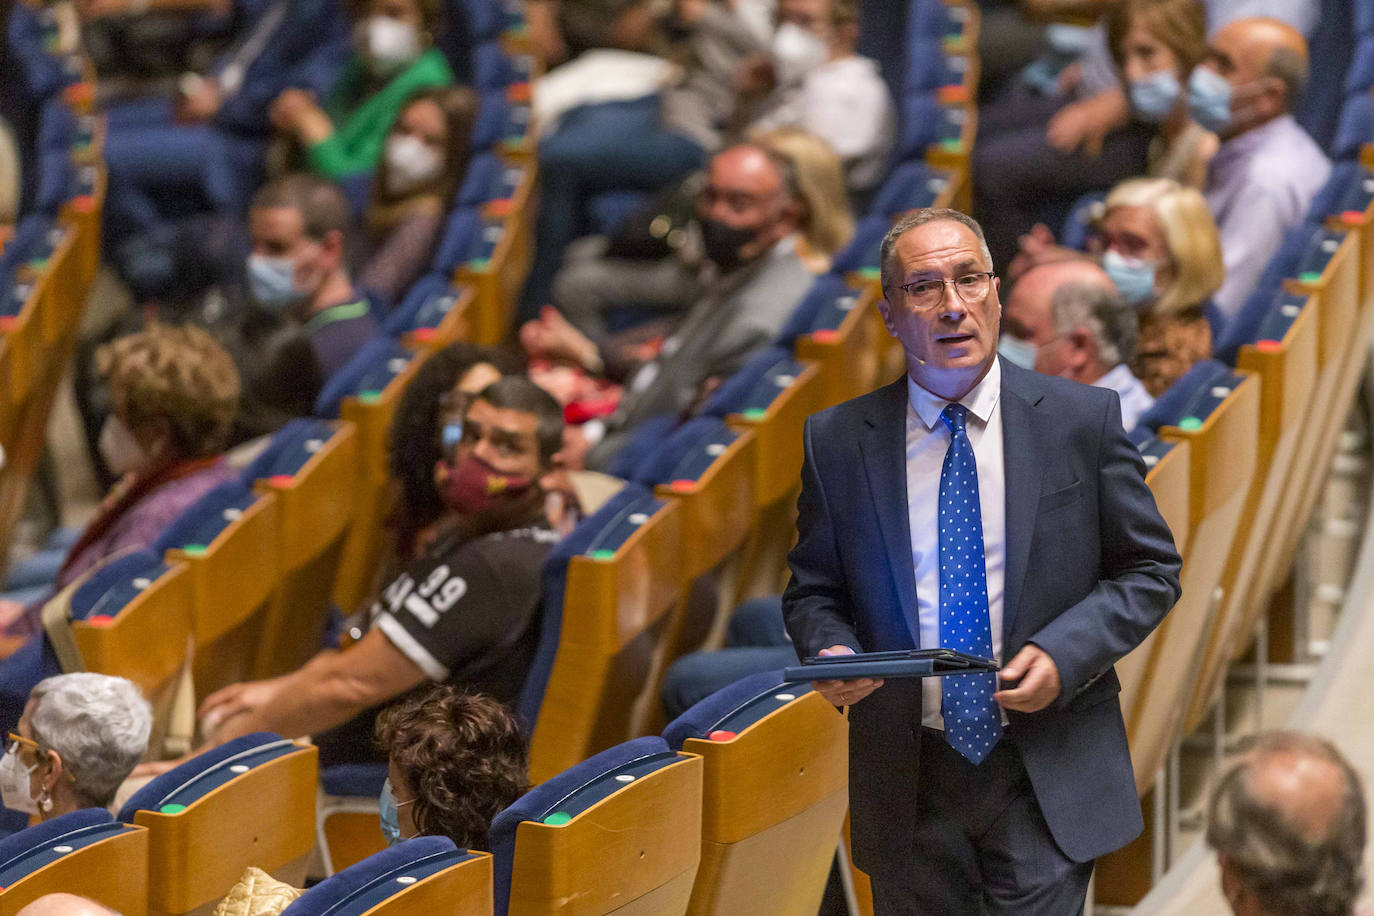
[1196, 17, 1330, 322]
[16, 895, 121, 916]
[1000, 259, 1153, 430]
[1206, 732, 1365, 916]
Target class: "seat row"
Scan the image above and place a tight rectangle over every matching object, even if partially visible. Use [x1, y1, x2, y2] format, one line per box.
[0, 670, 846, 916]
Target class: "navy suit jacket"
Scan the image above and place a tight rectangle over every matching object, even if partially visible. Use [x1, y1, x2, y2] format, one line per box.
[782, 362, 1182, 877]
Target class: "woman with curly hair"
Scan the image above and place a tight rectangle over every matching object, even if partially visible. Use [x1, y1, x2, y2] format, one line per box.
[376, 685, 529, 849]
[0, 324, 241, 635]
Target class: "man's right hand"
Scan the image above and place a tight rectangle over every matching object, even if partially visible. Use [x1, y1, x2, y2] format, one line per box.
[811, 645, 884, 707]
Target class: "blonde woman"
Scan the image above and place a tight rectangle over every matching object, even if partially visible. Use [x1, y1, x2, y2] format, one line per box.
[751, 126, 854, 273]
[1098, 176, 1224, 396]
[0, 324, 241, 635]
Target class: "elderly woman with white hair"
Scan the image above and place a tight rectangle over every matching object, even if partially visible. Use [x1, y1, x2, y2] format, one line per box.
[0, 673, 151, 819]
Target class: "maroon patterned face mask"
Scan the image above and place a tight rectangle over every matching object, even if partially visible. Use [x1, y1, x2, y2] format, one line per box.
[436, 454, 534, 514]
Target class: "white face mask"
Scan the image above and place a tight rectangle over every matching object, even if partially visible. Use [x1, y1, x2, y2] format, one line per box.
[0, 746, 39, 816]
[363, 16, 421, 76]
[772, 21, 829, 87]
[384, 133, 444, 196]
[99, 414, 152, 477]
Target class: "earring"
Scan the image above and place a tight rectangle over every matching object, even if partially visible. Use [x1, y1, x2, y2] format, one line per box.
[38, 788, 51, 813]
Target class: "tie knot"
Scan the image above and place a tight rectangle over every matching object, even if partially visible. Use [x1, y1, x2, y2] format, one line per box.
[941, 403, 968, 434]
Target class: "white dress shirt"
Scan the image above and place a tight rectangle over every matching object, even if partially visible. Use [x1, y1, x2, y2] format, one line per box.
[1094, 363, 1154, 433]
[906, 362, 1006, 730]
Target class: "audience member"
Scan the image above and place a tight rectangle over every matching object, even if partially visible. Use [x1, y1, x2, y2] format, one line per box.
[99, 0, 352, 258]
[1195, 17, 1330, 320]
[750, 127, 854, 272]
[16, 896, 121, 916]
[1207, 731, 1365, 916]
[196, 378, 564, 767]
[745, 0, 895, 192]
[358, 86, 479, 305]
[0, 325, 239, 635]
[268, 0, 453, 181]
[1, 674, 151, 820]
[1099, 177, 1223, 397]
[1000, 259, 1153, 430]
[548, 126, 848, 346]
[385, 342, 524, 566]
[375, 685, 528, 848]
[228, 174, 380, 441]
[523, 143, 812, 470]
[519, 0, 765, 313]
[1107, 0, 1214, 188]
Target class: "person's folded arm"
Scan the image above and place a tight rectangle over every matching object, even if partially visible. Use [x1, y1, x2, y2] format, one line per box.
[783, 416, 862, 658]
[201, 629, 428, 742]
[1022, 392, 1183, 707]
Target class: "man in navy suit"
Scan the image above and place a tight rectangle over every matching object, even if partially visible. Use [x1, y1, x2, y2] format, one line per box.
[783, 208, 1182, 914]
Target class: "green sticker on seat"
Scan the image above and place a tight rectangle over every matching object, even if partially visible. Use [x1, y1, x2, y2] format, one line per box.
[159, 804, 186, 814]
[182, 544, 206, 556]
[1177, 416, 1203, 431]
[1298, 271, 1322, 284]
[468, 258, 491, 272]
[589, 549, 615, 561]
[543, 812, 571, 825]
[741, 408, 765, 420]
[358, 390, 381, 404]
[939, 138, 964, 152]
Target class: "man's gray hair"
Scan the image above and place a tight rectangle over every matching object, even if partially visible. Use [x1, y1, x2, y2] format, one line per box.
[1049, 280, 1137, 368]
[1266, 46, 1308, 113]
[879, 208, 994, 299]
[1206, 731, 1365, 916]
[28, 674, 151, 809]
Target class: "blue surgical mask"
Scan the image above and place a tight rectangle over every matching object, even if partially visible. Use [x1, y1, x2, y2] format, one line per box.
[1187, 66, 1233, 133]
[379, 778, 401, 846]
[1130, 70, 1182, 123]
[1102, 249, 1157, 305]
[441, 422, 464, 454]
[247, 254, 299, 309]
[997, 335, 1039, 371]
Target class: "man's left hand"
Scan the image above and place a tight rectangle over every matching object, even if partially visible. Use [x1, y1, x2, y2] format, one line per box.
[993, 644, 1061, 713]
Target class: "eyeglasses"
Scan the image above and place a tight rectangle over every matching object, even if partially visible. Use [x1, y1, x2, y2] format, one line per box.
[898, 272, 996, 310]
[5, 733, 38, 756]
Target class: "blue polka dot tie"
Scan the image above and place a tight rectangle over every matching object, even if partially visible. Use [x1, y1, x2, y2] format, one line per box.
[938, 404, 1001, 765]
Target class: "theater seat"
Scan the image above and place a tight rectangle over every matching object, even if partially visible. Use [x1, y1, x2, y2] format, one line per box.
[783, 279, 882, 410]
[153, 481, 280, 702]
[1128, 364, 1260, 792]
[523, 485, 686, 782]
[119, 733, 318, 916]
[48, 549, 196, 758]
[283, 837, 492, 915]
[1332, 89, 1373, 161]
[0, 808, 147, 915]
[663, 672, 848, 916]
[382, 272, 476, 348]
[242, 419, 357, 679]
[1184, 288, 1319, 733]
[490, 736, 702, 916]
[314, 341, 426, 615]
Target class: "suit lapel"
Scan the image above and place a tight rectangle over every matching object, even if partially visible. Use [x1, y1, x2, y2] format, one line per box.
[859, 376, 922, 647]
[1000, 362, 1047, 645]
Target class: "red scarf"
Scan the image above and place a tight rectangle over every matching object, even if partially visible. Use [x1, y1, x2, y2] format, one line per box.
[57, 455, 224, 582]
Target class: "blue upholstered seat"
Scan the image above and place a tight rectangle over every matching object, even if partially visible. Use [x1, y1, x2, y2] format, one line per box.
[241, 418, 338, 484]
[775, 273, 854, 348]
[700, 345, 801, 417]
[282, 837, 474, 915]
[1135, 360, 1240, 434]
[662, 669, 809, 750]
[515, 483, 662, 730]
[489, 736, 680, 915]
[0, 809, 131, 887]
[628, 416, 739, 486]
[150, 481, 257, 555]
[313, 337, 409, 418]
[429, 207, 483, 273]
[118, 732, 298, 822]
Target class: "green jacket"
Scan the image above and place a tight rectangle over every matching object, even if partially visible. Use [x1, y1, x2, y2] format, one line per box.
[308, 48, 453, 180]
